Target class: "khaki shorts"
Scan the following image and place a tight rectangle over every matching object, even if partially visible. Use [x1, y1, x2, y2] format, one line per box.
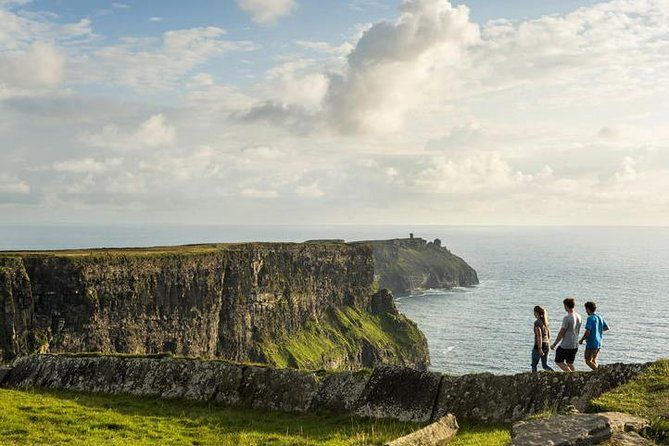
[584, 348, 600, 362]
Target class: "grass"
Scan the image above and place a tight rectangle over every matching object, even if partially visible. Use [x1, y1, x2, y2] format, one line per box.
[0, 388, 421, 446]
[449, 423, 511, 446]
[590, 359, 669, 443]
[0, 242, 352, 259]
[258, 306, 427, 370]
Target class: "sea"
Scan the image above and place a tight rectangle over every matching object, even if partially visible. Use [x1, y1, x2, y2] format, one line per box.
[1, 224, 667, 375]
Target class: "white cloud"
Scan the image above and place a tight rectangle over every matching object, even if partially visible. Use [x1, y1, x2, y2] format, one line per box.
[75, 27, 257, 90]
[0, 42, 64, 96]
[236, 0, 297, 24]
[324, 0, 480, 133]
[52, 157, 123, 174]
[296, 182, 324, 198]
[149, 17, 163, 22]
[79, 114, 176, 150]
[241, 188, 279, 198]
[0, 175, 29, 194]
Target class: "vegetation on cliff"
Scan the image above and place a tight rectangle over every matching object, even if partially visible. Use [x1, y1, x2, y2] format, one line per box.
[356, 237, 479, 295]
[257, 304, 429, 370]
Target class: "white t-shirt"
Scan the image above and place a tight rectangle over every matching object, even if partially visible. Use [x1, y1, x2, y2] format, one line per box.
[560, 312, 582, 349]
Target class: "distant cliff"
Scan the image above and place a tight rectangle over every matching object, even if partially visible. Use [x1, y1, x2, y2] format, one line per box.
[357, 237, 479, 295]
[0, 243, 429, 369]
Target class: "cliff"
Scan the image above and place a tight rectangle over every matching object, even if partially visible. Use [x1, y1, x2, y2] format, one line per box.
[356, 237, 479, 295]
[0, 243, 429, 369]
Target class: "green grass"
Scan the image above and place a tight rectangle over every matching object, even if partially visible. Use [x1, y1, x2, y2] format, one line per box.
[258, 306, 428, 370]
[0, 388, 421, 446]
[590, 359, 669, 443]
[449, 422, 511, 446]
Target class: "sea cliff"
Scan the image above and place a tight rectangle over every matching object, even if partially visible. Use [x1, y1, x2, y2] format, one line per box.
[358, 237, 479, 295]
[0, 243, 428, 369]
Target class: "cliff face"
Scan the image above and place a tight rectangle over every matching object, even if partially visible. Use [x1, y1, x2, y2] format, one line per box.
[358, 238, 479, 295]
[0, 243, 429, 370]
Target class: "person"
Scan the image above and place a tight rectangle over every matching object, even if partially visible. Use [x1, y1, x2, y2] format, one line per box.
[531, 306, 554, 372]
[579, 301, 610, 370]
[550, 298, 582, 372]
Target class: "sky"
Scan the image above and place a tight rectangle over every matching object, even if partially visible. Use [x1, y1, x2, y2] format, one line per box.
[1, 0, 668, 226]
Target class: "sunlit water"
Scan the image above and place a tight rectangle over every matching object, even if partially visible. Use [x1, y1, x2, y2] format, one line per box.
[1, 225, 667, 375]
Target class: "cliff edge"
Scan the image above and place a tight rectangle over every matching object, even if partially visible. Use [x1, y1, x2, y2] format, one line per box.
[0, 243, 429, 370]
[356, 237, 479, 295]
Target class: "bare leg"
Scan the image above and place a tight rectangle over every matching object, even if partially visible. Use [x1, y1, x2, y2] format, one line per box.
[566, 363, 576, 372]
[556, 361, 571, 372]
[584, 349, 600, 370]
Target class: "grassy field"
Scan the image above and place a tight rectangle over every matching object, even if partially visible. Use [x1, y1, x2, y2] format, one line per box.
[0, 388, 512, 445]
[591, 359, 669, 443]
[0, 388, 419, 446]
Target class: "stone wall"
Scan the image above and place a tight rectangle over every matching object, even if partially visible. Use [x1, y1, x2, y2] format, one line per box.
[0, 243, 428, 370]
[1, 354, 651, 424]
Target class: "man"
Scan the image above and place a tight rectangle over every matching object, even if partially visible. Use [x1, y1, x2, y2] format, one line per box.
[579, 301, 610, 370]
[550, 297, 582, 372]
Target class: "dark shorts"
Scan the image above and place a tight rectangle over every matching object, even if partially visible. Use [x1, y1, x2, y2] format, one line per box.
[555, 346, 578, 364]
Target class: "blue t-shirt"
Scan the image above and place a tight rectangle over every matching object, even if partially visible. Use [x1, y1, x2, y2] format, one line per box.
[585, 314, 609, 349]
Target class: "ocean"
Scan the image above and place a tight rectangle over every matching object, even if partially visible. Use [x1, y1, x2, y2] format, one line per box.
[1, 224, 667, 375]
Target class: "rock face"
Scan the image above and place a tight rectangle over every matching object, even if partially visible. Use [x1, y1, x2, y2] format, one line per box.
[0, 243, 429, 370]
[356, 237, 479, 295]
[2, 355, 652, 425]
[511, 412, 650, 446]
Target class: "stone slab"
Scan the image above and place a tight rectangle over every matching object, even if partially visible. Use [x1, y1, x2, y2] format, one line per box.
[512, 412, 650, 446]
[386, 414, 458, 446]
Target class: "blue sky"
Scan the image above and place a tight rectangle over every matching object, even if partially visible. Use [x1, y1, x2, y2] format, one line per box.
[19, 0, 606, 92]
[1, 0, 668, 225]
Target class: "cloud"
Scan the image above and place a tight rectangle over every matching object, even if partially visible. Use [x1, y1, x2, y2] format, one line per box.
[75, 27, 257, 90]
[52, 157, 123, 174]
[324, 0, 479, 134]
[0, 41, 64, 95]
[79, 114, 176, 150]
[236, 0, 297, 24]
[0, 174, 30, 194]
[296, 182, 324, 198]
[149, 17, 163, 22]
[241, 188, 279, 198]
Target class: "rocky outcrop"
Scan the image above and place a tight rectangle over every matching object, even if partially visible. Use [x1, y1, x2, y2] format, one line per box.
[0, 243, 429, 370]
[2, 355, 652, 425]
[355, 237, 478, 295]
[511, 412, 650, 446]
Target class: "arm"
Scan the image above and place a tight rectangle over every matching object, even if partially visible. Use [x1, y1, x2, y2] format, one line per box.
[535, 326, 543, 352]
[551, 327, 565, 350]
[581, 316, 594, 344]
[579, 329, 590, 345]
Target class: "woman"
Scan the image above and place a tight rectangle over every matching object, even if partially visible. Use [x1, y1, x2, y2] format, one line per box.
[532, 305, 554, 372]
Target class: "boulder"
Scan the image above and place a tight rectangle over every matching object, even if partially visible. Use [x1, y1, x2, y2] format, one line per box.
[386, 414, 458, 446]
[355, 365, 442, 423]
[238, 366, 319, 413]
[310, 370, 370, 413]
[511, 412, 650, 446]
